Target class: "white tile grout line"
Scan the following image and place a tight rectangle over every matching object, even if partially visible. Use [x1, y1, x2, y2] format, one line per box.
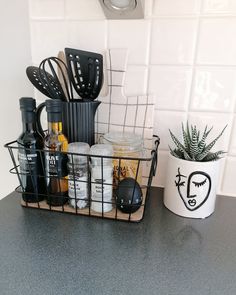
[153, 108, 236, 114]
[147, 14, 236, 20]
[149, 63, 236, 68]
[29, 14, 236, 21]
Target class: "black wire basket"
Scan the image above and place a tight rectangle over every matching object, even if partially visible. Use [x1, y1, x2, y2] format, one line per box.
[4, 135, 160, 222]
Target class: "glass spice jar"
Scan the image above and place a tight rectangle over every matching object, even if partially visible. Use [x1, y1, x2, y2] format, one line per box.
[102, 132, 144, 186]
[67, 142, 90, 209]
[90, 144, 114, 213]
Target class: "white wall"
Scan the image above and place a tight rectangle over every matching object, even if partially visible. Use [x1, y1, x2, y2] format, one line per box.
[0, 1, 33, 198]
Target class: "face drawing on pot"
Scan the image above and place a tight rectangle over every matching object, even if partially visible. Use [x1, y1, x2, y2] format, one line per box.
[175, 168, 212, 211]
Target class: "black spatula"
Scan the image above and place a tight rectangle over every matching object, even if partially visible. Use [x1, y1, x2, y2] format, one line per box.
[65, 48, 103, 100]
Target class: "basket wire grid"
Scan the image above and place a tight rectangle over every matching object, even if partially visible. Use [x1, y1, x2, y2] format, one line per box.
[5, 135, 159, 222]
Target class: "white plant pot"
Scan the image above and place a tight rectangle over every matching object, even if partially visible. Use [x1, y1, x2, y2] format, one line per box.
[163, 154, 220, 219]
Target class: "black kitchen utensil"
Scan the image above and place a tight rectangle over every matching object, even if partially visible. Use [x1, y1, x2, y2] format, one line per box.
[26, 65, 69, 101]
[26, 66, 55, 98]
[57, 51, 71, 99]
[64, 48, 103, 100]
[39, 57, 73, 102]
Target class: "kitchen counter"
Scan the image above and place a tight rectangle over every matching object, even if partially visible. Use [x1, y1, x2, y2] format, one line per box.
[0, 188, 236, 295]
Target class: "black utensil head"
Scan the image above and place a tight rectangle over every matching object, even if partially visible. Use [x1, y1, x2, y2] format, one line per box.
[39, 57, 72, 102]
[26, 66, 51, 98]
[26, 65, 67, 101]
[65, 48, 103, 100]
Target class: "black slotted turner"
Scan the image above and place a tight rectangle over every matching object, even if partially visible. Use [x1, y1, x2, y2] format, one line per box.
[65, 48, 103, 100]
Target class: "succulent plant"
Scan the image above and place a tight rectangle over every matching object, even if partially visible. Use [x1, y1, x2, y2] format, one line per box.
[169, 122, 227, 162]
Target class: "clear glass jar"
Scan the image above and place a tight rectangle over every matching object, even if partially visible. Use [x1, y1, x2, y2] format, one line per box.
[90, 144, 113, 213]
[103, 132, 144, 186]
[67, 142, 90, 209]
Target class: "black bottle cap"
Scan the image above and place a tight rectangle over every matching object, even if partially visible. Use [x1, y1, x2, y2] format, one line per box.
[45, 99, 62, 113]
[20, 97, 36, 111]
[19, 97, 36, 123]
[45, 99, 63, 122]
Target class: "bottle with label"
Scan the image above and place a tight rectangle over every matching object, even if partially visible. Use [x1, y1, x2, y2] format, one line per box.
[67, 142, 90, 209]
[44, 99, 68, 206]
[90, 144, 113, 213]
[17, 97, 45, 202]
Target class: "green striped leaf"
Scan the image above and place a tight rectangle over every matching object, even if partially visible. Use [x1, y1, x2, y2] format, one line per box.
[169, 146, 184, 159]
[186, 122, 191, 148]
[202, 151, 226, 162]
[190, 125, 198, 159]
[198, 125, 208, 153]
[169, 130, 192, 160]
[182, 122, 189, 150]
[196, 125, 227, 161]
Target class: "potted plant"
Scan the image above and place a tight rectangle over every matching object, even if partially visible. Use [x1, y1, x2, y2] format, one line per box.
[163, 122, 227, 219]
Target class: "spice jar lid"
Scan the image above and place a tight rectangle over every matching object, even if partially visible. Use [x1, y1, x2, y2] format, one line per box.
[103, 132, 143, 153]
[90, 144, 113, 166]
[68, 142, 90, 164]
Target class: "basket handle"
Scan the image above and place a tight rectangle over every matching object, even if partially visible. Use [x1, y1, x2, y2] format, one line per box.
[36, 102, 46, 138]
[150, 136, 160, 177]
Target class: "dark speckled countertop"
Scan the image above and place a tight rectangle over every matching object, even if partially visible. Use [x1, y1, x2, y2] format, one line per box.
[0, 188, 236, 295]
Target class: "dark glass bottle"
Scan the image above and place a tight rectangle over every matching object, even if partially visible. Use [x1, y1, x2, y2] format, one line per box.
[44, 99, 68, 206]
[17, 97, 45, 203]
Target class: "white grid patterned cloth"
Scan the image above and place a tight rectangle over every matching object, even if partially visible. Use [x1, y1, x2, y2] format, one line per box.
[95, 49, 155, 182]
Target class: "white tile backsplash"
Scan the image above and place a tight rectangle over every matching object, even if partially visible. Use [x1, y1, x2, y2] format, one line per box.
[154, 111, 188, 150]
[229, 116, 236, 156]
[197, 18, 236, 65]
[28, 0, 236, 196]
[153, 0, 201, 16]
[29, 0, 64, 19]
[149, 66, 192, 111]
[221, 157, 236, 196]
[108, 20, 151, 65]
[31, 21, 67, 63]
[216, 157, 226, 193]
[190, 67, 236, 112]
[65, 0, 105, 20]
[202, 0, 236, 14]
[66, 21, 106, 53]
[151, 19, 198, 65]
[152, 150, 169, 187]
